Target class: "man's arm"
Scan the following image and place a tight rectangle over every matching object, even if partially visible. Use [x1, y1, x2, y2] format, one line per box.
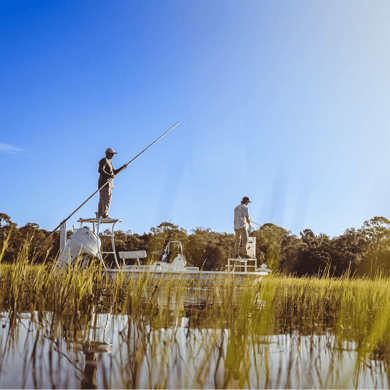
[99, 159, 114, 179]
[113, 163, 129, 175]
[246, 216, 251, 228]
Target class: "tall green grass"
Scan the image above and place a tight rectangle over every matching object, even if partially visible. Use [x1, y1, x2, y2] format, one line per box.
[1, 242, 390, 387]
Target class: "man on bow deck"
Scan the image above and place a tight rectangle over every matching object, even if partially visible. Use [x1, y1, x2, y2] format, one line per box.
[96, 148, 128, 219]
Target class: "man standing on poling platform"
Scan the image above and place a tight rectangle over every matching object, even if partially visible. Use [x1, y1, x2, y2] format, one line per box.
[233, 196, 252, 258]
[96, 148, 128, 218]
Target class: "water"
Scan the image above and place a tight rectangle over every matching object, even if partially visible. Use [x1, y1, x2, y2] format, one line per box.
[0, 286, 389, 389]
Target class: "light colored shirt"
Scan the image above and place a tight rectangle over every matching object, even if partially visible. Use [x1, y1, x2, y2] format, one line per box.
[234, 203, 249, 230]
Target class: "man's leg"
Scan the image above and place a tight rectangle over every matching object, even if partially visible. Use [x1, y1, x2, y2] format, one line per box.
[234, 229, 241, 256]
[98, 186, 112, 218]
[104, 187, 112, 217]
[239, 227, 248, 256]
[97, 190, 104, 217]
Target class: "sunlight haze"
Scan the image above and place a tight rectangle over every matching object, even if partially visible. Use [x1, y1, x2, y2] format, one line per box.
[1, 0, 389, 238]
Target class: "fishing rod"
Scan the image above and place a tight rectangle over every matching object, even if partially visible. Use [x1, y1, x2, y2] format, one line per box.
[36, 122, 180, 248]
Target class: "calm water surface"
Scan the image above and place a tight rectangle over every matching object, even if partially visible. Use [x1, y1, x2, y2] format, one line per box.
[0, 287, 388, 389]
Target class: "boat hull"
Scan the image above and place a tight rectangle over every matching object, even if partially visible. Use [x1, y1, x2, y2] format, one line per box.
[100, 268, 268, 283]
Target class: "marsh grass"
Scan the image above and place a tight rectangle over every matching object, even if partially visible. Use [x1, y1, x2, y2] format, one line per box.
[1, 243, 390, 387]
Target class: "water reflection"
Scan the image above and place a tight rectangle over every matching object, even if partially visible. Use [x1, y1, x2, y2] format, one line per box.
[0, 286, 389, 389]
[81, 352, 97, 389]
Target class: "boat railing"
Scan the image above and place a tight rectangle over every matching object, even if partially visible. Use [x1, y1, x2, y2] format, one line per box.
[160, 241, 184, 263]
[227, 257, 257, 272]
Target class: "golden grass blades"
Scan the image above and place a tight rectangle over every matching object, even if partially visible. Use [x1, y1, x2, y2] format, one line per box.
[2, 247, 390, 388]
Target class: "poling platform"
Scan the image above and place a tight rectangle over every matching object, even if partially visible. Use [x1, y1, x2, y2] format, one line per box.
[78, 218, 122, 268]
[58, 217, 122, 269]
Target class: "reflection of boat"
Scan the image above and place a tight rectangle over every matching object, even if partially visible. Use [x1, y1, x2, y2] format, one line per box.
[58, 217, 271, 280]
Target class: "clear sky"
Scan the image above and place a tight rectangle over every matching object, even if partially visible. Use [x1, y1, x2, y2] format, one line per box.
[1, 0, 390, 238]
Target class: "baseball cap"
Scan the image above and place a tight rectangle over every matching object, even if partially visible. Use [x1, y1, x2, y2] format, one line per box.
[242, 196, 251, 203]
[105, 148, 117, 154]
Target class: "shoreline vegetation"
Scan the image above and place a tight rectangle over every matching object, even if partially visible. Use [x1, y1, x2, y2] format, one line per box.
[2, 215, 390, 387]
[1, 212, 390, 277]
[1, 251, 390, 387]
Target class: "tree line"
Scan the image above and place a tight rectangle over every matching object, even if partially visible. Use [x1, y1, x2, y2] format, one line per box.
[1, 212, 390, 277]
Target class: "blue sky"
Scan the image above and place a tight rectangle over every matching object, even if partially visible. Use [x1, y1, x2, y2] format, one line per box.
[1, 0, 390, 237]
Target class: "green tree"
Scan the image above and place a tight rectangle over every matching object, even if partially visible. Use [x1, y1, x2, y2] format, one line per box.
[293, 229, 332, 276]
[186, 228, 234, 270]
[254, 223, 288, 273]
[0, 214, 19, 263]
[148, 222, 188, 261]
[330, 227, 369, 276]
[113, 230, 150, 264]
[358, 216, 390, 276]
[280, 233, 302, 274]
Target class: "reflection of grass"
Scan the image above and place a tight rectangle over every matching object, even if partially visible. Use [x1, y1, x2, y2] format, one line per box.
[2, 245, 390, 387]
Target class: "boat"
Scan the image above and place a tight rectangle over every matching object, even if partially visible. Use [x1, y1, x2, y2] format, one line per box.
[58, 225, 101, 268]
[58, 217, 271, 281]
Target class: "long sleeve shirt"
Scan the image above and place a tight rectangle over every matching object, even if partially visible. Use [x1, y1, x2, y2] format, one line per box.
[98, 158, 122, 189]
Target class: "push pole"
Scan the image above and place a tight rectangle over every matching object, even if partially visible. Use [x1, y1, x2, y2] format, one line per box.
[35, 122, 180, 248]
